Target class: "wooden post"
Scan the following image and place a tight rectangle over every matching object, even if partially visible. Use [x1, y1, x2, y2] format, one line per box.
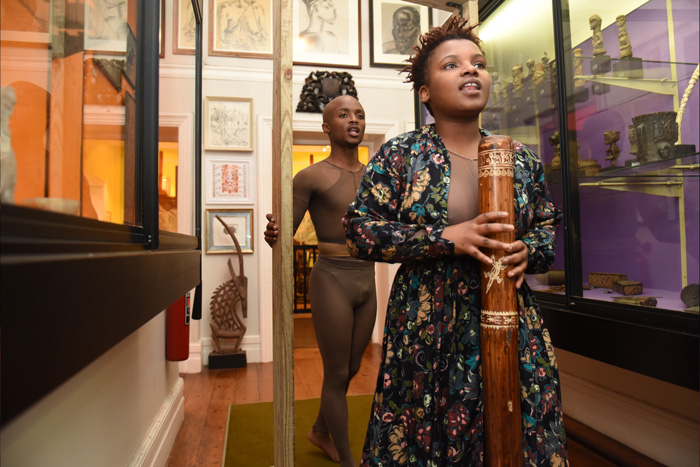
[272, 0, 295, 465]
[478, 135, 522, 466]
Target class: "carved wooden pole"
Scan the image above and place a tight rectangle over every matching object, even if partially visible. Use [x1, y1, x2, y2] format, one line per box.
[478, 135, 522, 466]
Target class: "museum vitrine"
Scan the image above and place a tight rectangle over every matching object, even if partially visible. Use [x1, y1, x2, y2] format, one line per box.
[479, 0, 699, 389]
[1, 0, 202, 424]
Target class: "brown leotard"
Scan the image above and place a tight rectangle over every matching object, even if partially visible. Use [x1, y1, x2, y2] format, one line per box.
[293, 158, 377, 463]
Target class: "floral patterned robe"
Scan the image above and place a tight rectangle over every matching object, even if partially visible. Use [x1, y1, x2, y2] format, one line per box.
[344, 125, 569, 466]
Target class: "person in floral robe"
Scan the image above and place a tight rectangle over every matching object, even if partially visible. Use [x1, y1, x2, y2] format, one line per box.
[343, 16, 568, 466]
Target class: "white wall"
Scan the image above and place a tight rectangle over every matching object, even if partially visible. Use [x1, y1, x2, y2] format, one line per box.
[175, 0, 421, 368]
[1, 313, 183, 467]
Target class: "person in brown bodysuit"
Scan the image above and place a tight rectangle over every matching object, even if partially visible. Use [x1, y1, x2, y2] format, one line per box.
[264, 95, 376, 466]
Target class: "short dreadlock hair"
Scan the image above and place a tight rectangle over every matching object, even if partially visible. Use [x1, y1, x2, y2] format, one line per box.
[402, 16, 483, 115]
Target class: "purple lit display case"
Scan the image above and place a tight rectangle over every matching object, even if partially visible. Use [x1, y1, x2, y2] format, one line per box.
[481, 0, 699, 315]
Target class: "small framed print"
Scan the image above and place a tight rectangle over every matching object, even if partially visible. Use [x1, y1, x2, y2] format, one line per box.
[205, 157, 253, 204]
[204, 96, 253, 151]
[370, 0, 430, 68]
[84, 0, 128, 53]
[205, 209, 254, 254]
[173, 0, 196, 55]
[209, 0, 273, 58]
[293, 0, 361, 69]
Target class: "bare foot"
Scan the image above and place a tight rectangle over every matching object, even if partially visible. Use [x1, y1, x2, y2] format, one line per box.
[308, 429, 340, 462]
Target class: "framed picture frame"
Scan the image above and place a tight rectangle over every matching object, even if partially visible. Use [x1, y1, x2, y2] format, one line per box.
[205, 209, 254, 254]
[173, 0, 196, 55]
[293, 0, 361, 69]
[204, 97, 253, 151]
[124, 92, 137, 224]
[369, 0, 430, 68]
[84, 0, 128, 53]
[159, 0, 166, 58]
[205, 157, 254, 204]
[208, 0, 273, 58]
[0, 1, 51, 44]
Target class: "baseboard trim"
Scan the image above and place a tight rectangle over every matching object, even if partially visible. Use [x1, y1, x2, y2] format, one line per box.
[128, 378, 185, 467]
[179, 342, 203, 374]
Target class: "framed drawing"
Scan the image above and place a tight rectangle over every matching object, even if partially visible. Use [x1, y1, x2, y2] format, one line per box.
[293, 0, 361, 69]
[204, 97, 253, 151]
[208, 0, 273, 58]
[205, 157, 253, 204]
[173, 0, 196, 55]
[370, 0, 430, 68]
[84, 0, 129, 53]
[205, 209, 254, 254]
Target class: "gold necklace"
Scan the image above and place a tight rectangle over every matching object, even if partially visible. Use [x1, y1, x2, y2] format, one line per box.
[446, 148, 477, 161]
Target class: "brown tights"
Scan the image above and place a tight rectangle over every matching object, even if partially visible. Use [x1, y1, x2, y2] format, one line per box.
[308, 255, 376, 466]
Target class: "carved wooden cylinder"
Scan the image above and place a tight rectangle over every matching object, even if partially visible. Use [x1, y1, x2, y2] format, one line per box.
[478, 135, 522, 466]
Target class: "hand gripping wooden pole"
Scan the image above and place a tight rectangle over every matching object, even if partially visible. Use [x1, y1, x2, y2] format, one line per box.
[478, 135, 522, 466]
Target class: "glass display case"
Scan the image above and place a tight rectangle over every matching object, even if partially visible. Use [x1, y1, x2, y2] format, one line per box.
[479, 0, 699, 389]
[1, 0, 202, 424]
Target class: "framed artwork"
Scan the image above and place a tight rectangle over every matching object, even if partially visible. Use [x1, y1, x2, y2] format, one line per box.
[173, 0, 196, 55]
[370, 0, 430, 68]
[204, 97, 253, 151]
[205, 157, 253, 204]
[84, 0, 129, 53]
[0, 0, 51, 43]
[205, 209, 254, 254]
[292, 0, 361, 69]
[208, 0, 273, 58]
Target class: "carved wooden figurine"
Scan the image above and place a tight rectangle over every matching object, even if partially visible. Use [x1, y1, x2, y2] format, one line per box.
[589, 14, 607, 57]
[573, 48, 590, 102]
[489, 71, 505, 109]
[511, 63, 524, 99]
[613, 14, 644, 78]
[549, 131, 561, 171]
[604, 131, 621, 167]
[589, 14, 611, 95]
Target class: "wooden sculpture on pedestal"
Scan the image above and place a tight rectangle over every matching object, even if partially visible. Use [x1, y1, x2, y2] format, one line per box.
[589, 14, 611, 94]
[209, 215, 249, 369]
[613, 14, 643, 79]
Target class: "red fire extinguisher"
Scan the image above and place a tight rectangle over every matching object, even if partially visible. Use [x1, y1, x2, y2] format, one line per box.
[166, 291, 191, 361]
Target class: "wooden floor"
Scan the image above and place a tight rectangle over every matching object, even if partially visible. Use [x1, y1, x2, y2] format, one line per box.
[166, 321, 663, 466]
